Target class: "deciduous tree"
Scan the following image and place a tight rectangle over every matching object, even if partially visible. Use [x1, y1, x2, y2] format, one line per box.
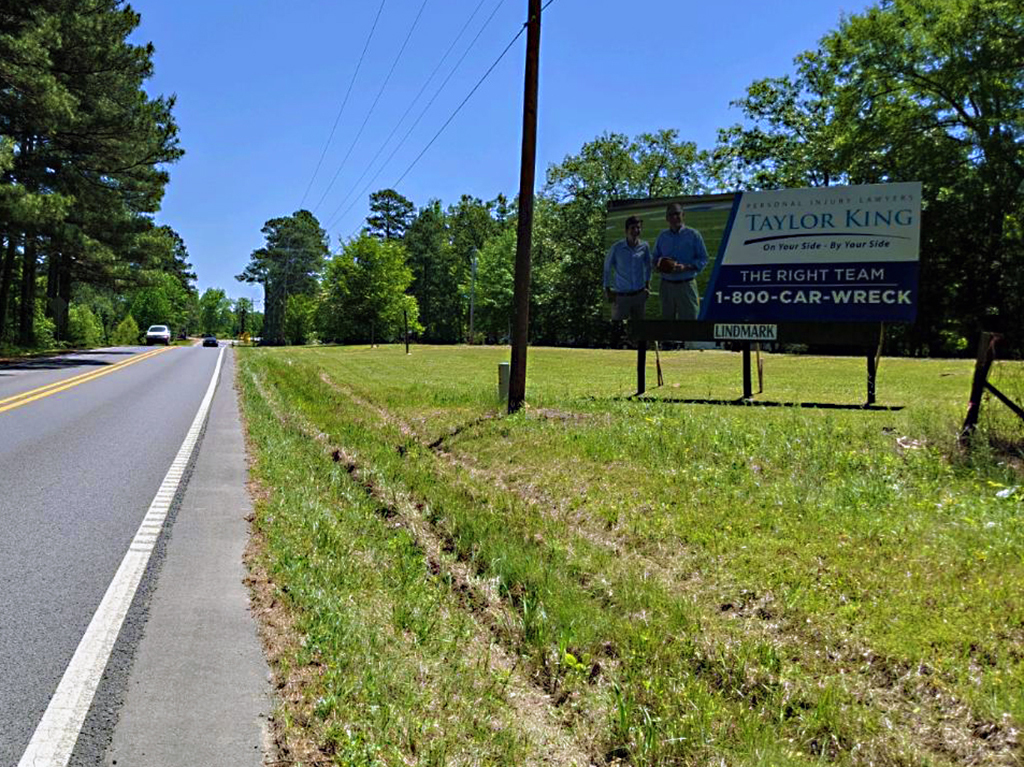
[714, 0, 1024, 353]
[318, 234, 418, 344]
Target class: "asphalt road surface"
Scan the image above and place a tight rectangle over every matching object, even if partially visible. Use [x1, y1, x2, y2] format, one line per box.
[0, 343, 264, 766]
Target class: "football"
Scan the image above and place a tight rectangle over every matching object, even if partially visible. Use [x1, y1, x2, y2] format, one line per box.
[656, 257, 676, 274]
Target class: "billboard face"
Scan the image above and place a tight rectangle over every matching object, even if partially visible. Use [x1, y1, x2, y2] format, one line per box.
[703, 182, 921, 322]
[605, 182, 922, 323]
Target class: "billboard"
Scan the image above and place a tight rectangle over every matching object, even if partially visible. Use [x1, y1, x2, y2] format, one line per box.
[605, 182, 922, 323]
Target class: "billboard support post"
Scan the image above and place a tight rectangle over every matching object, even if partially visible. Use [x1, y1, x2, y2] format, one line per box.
[634, 321, 885, 403]
[866, 352, 877, 405]
[636, 338, 647, 395]
[865, 324, 886, 405]
[755, 343, 764, 394]
[742, 344, 752, 400]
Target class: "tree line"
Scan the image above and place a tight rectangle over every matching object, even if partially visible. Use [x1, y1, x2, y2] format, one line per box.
[0, 1, 267, 350]
[4, 0, 1019, 356]
[239, 0, 1023, 357]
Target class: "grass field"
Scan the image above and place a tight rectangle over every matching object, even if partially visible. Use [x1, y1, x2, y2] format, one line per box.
[237, 344, 1023, 766]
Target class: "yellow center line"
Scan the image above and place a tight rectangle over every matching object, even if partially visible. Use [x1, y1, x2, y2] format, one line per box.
[0, 346, 175, 414]
[0, 347, 168, 407]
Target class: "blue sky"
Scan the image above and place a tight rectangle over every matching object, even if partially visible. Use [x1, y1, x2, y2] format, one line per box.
[129, 0, 872, 303]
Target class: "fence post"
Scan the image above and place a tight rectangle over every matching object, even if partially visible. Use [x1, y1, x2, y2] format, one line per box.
[961, 332, 999, 443]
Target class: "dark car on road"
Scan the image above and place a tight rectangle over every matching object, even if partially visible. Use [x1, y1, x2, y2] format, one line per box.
[202, 335, 218, 347]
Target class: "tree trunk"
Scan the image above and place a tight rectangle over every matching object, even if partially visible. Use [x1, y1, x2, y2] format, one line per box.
[58, 252, 71, 341]
[262, 278, 286, 345]
[0, 234, 17, 340]
[46, 247, 59, 306]
[44, 245, 72, 342]
[18, 233, 37, 346]
[46, 246, 65, 342]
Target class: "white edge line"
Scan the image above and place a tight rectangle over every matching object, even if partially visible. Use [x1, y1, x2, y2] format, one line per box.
[18, 345, 227, 767]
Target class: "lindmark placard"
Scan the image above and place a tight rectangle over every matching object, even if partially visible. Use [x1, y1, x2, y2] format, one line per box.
[713, 324, 778, 341]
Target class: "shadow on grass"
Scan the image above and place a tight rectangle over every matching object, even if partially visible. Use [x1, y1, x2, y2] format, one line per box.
[620, 395, 905, 411]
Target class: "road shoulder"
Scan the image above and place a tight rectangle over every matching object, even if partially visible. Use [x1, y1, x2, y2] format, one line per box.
[104, 347, 271, 766]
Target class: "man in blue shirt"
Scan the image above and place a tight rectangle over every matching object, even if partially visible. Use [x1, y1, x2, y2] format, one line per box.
[603, 215, 652, 321]
[654, 202, 709, 320]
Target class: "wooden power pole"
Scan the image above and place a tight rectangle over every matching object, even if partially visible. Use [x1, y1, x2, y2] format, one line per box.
[508, 0, 541, 414]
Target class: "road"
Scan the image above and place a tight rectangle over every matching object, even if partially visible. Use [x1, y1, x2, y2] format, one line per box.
[0, 344, 267, 766]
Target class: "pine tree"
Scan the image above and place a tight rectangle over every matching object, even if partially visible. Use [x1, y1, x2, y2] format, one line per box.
[0, 1, 182, 346]
[365, 189, 415, 240]
[237, 210, 328, 345]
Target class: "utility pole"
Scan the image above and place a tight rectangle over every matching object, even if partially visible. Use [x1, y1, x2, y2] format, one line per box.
[508, 0, 541, 413]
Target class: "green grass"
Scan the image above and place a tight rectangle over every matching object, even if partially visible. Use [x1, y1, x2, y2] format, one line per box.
[239, 344, 1024, 766]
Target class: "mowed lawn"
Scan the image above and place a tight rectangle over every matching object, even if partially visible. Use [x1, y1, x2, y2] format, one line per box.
[237, 344, 1023, 767]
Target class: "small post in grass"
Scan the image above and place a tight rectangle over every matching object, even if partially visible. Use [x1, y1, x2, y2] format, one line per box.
[866, 352, 877, 405]
[404, 309, 409, 355]
[468, 248, 478, 345]
[498, 361, 511, 401]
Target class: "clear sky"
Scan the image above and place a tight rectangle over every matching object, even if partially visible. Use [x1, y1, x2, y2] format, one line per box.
[128, 0, 873, 303]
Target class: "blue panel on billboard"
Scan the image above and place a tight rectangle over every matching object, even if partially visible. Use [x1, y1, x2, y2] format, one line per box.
[704, 262, 919, 322]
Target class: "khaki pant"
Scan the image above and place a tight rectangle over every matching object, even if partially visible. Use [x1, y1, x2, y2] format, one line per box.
[660, 279, 699, 320]
[613, 291, 648, 321]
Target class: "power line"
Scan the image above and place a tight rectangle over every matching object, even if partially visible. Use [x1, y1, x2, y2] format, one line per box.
[298, 0, 387, 208]
[392, 25, 524, 188]
[325, 0, 507, 231]
[312, 0, 431, 215]
[344, 22, 525, 238]
[328, 0, 514, 234]
[320, 0, 493, 228]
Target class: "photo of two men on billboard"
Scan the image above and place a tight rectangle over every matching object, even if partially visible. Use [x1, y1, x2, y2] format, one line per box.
[603, 202, 709, 323]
